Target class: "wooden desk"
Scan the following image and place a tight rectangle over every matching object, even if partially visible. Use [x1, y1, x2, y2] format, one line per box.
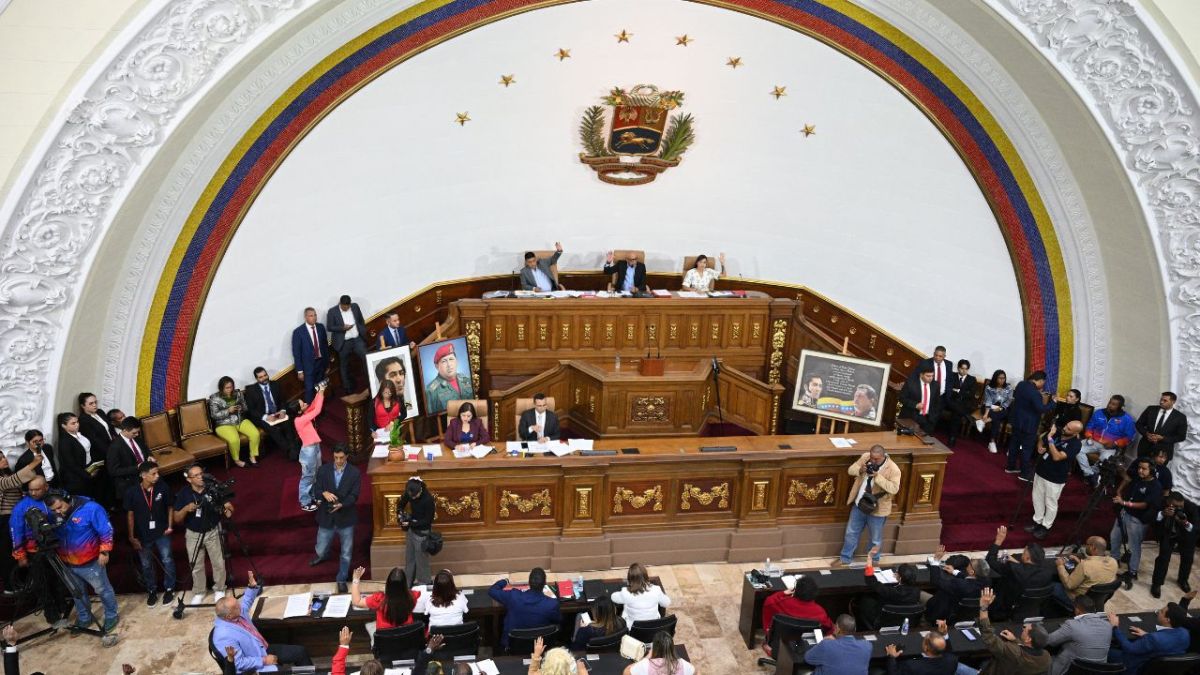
[368, 433, 949, 575]
[488, 358, 784, 439]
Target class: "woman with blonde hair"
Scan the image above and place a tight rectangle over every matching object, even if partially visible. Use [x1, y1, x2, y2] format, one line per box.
[611, 562, 671, 624]
[528, 637, 588, 675]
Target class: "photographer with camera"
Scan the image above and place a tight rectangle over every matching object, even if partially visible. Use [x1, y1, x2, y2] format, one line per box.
[10, 476, 73, 627]
[396, 476, 434, 584]
[1051, 536, 1118, 612]
[0, 445, 43, 592]
[1150, 492, 1197, 597]
[43, 492, 118, 632]
[1110, 457, 1163, 589]
[833, 445, 901, 567]
[173, 464, 234, 604]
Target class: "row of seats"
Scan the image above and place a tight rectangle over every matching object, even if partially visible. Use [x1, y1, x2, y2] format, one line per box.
[138, 399, 253, 475]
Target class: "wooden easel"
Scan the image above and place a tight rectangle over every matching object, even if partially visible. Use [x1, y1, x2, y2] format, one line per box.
[814, 337, 852, 435]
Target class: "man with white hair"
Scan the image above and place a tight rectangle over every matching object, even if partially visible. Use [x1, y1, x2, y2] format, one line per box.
[212, 571, 311, 672]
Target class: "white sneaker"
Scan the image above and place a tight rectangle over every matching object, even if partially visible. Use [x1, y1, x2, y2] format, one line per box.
[988, 441, 998, 453]
[975, 420, 985, 433]
[189, 593, 205, 605]
[213, 591, 226, 602]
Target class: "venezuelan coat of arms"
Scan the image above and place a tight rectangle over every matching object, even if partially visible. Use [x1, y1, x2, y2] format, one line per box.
[578, 84, 696, 186]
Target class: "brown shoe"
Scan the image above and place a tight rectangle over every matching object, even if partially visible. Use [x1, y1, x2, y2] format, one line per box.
[830, 560, 848, 568]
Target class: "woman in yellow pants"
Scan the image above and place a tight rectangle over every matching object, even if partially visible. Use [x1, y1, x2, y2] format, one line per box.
[208, 375, 261, 468]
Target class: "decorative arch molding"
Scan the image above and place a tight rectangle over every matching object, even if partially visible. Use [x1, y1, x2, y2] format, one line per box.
[0, 0, 1178, 446]
[982, 1, 1200, 462]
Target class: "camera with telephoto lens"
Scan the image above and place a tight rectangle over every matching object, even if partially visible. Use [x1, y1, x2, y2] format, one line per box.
[24, 506, 61, 552]
[202, 473, 236, 506]
[1096, 455, 1125, 490]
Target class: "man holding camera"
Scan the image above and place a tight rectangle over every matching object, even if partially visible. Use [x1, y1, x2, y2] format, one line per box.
[1052, 537, 1118, 612]
[1111, 457, 1163, 589]
[44, 492, 118, 632]
[1151, 492, 1197, 597]
[10, 476, 73, 627]
[174, 464, 234, 604]
[1027, 421, 1083, 539]
[833, 445, 901, 567]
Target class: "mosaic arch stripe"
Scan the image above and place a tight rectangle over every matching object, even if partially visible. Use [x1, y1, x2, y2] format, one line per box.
[139, 0, 1073, 412]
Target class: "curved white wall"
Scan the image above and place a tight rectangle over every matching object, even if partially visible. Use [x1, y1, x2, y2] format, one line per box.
[187, 0, 1022, 396]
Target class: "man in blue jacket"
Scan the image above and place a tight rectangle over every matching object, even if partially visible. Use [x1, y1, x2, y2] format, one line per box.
[1006, 370, 1056, 482]
[488, 567, 561, 650]
[1108, 603, 1190, 674]
[804, 614, 872, 675]
[213, 571, 311, 672]
[9, 476, 71, 628]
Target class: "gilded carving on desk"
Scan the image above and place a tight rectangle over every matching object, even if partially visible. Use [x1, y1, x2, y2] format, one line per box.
[767, 319, 788, 384]
[494, 324, 503, 343]
[626, 323, 635, 342]
[711, 322, 720, 341]
[538, 323, 548, 343]
[919, 473, 935, 504]
[574, 387, 581, 405]
[786, 478, 834, 506]
[632, 396, 669, 422]
[752, 321, 761, 340]
[647, 323, 657, 342]
[731, 321, 741, 341]
[517, 323, 526, 341]
[385, 494, 401, 526]
[575, 487, 592, 518]
[605, 322, 614, 341]
[435, 290, 443, 305]
[432, 491, 482, 519]
[560, 323, 569, 342]
[669, 322, 678, 340]
[752, 481, 770, 511]
[464, 321, 482, 392]
[499, 488, 552, 518]
[690, 322, 699, 341]
[612, 485, 664, 513]
[583, 322, 593, 342]
[588, 394, 596, 414]
[680, 482, 729, 510]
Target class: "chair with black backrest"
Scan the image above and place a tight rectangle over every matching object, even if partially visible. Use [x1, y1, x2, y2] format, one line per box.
[373, 621, 426, 663]
[1085, 579, 1122, 611]
[1014, 585, 1054, 622]
[756, 615, 821, 668]
[508, 624, 558, 655]
[879, 604, 926, 630]
[207, 628, 226, 671]
[629, 614, 677, 643]
[954, 597, 981, 623]
[586, 627, 627, 653]
[431, 620, 481, 659]
[1066, 659, 1126, 675]
[1145, 654, 1200, 675]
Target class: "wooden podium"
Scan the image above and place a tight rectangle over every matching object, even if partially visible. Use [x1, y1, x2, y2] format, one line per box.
[638, 356, 666, 376]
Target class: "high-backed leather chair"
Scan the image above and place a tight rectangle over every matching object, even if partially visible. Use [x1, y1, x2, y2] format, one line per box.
[513, 397, 556, 439]
[140, 412, 194, 475]
[525, 250, 564, 290]
[176, 400, 231, 469]
[681, 254, 714, 273]
[609, 249, 647, 291]
[445, 399, 489, 429]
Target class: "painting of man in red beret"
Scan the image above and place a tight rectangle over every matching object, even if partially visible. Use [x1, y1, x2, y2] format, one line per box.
[420, 337, 475, 414]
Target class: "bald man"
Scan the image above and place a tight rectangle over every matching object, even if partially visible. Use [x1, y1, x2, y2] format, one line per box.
[1027, 420, 1084, 539]
[885, 631, 958, 675]
[1053, 536, 1119, 612]
[212, 571, 310, 673]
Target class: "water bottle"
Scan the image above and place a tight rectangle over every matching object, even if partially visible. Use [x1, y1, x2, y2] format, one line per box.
[765, 557, 772, 575]
[615, 354, 621, 370]
[901, 618, 910, 636]
[574, 575, 584, 598]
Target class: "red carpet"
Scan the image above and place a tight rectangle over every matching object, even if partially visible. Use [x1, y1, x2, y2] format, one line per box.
[107, 396, 371, 593]
[935, 431, 1115, 552]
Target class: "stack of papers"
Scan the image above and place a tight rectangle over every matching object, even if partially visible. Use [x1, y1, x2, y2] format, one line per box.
[873, 569, 898, 584]
[548, 442, 574, 457]
[469, 445, 495, 459]
[567, 438, 594, 451]
[371, 446, 391, 459]
[676, 291, 706, 298]
[283, 592, 313, 618]
[829, 437, 858, 449]
[323, 594, 351, 618]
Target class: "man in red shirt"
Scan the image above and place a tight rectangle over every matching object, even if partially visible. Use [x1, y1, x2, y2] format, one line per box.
[761, 575, 833, 656]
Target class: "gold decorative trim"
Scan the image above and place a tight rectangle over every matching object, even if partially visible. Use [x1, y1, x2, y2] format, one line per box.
[583, 322, 593, 341]
[560, 322, 569, 341]
[588, 394, 595, 414]
[711, 322, 720, 340]
[575, 487, 592, 518]
[752, 321, 761, 340]
[732, 321, 741, 341]
[632, 396, 668, 422]
[831, 315, 839, 324]
[433, 491, 482, 519]
[869, 334, 877, 349]
[499, 488, 552, 518]
[435, 290, 443, 305]
[690, 322, 699, 341]
[613, 485, 663, 513]
[681, 482, 729, 510]
[494, 324, 503, 343]
[886, 347, 895, 356]
[787, 478, 834, 505]
[517, 323, 526, 341]
[605, 322, 614, 341]
[849, 326, 857, 334]
[414, 305, 422, 313]
[647, 323, 657, 342]
[752, 481, 769, 511]
[574, 387, 581, 405]
[464, 320, 482, 392]
[538, 323, 548, 343]
[767, 318, 788, 384]
[919, 473, 935, 504]
[626, 323, 635, 342]
[669, 322, 678, 340]
[770, 393, 780, 434]
[385, 494, 401, 526]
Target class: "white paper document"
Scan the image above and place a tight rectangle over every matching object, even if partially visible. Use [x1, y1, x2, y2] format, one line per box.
[472, 660, 500, 675]
[469, 445, 495, 459]
[523, 443, 551, 455]
[549, 442, 574, 457]
[323, 594, 352, 618]
[283, 592, 313, 618]
[781, 575, 798, 591]
[829, 437, 854, 449]
[874, 569, 898, 584]
[567, 438, 594, 451]
[370, 446, 390, 459]
[420, 444, 443, 457]
[506, 441, 525, 452]
[676, 291, 705, 298]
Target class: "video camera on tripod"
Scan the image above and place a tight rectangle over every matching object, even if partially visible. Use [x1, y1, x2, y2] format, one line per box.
[1095, 454, 1125, 492]
[24, 506, 61, 553]
[201, 473, 235, 509]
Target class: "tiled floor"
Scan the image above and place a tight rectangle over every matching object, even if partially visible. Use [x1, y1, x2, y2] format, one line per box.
[10, 545, 1190, 674]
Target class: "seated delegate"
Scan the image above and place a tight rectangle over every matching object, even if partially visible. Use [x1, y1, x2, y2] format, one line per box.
[681, 253, 726, 293]
[488, 567, 561, 650]
[760, 575, 833, 657]
[349, 567, 420, 630]
[611, 562, 671, 625]
[443, 401, 490, 450]
[208, 376, 261, 468]
[571, 595, 626, 650]
[607, 250, 649, 294]
[414, 569, 469, 627]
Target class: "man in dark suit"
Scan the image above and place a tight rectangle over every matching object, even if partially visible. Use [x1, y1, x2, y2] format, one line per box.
[944, 359, 977, 446]
[519, 242, 563, 291]
[15, 429, 58, 486]
[899, 364, 939, 433]
[326, 295, 368, 395]
[607, 250, 648, 294]
[518, 393, 560, 442]
[291, 307, 328, 402]
[986, 525, 1056, 613]
[1135, 392, 1188, 461]
[884, 632, 958, 675]
[106, 416, 155, 502]
[376, 311, 416, 351]
[1008, 370, 1057, 481]
[311, 445, 360, 594]
[245, 367, 299, 460]
[912, 346, 950, 399]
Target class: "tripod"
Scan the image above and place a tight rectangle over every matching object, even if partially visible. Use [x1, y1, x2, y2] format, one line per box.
[1060, 475, 1120, 557]
[172, 515, 261, 620]
[11, 551, 117, 647]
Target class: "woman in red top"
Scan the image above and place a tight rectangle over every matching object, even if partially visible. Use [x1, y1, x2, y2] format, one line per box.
[349, 566, 420, 630]
[760, 575, 833, 656]
[373, 380, 404, 430]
